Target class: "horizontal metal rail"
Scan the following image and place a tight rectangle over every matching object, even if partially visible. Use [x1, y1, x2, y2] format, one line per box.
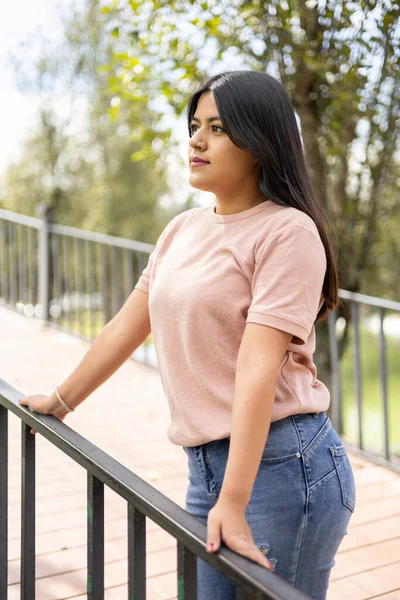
[0, 378, 309, 600]
[338, 288, 400, 312]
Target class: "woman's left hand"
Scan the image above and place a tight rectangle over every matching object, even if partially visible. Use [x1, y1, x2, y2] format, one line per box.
[206, 497, 275, 570]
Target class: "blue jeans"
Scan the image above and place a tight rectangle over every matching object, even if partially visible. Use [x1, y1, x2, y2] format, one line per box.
[183, 412, 355, 600]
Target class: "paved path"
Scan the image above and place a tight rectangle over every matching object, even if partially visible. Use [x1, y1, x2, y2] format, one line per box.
[1, 306, 400, 600]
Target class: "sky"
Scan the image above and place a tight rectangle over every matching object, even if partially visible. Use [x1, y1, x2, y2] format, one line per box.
[0, 0, 71, 174]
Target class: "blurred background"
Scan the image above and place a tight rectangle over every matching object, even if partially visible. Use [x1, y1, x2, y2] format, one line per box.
[0, 0, 399, 456]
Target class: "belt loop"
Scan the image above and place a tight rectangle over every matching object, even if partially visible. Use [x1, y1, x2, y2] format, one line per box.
[313, 412, 319, 418]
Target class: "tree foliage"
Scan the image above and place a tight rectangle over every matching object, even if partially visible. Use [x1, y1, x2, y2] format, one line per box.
[1, 0, 173, 243]
[106, 0, 400, 297]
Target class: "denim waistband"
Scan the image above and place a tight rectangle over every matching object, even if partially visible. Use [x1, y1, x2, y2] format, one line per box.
[186, 411, 329, 457]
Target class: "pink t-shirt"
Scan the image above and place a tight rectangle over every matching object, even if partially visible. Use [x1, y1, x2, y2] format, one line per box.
[135, 200, 330, 446]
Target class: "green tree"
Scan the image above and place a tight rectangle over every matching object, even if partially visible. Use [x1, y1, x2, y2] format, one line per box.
[1, 0, 173, 243]
[104, 0, 400, 382]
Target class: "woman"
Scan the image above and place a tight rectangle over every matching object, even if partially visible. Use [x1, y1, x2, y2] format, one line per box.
[19, 71, 355, 600]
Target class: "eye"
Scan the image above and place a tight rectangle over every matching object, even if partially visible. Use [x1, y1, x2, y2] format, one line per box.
[211, 125, 224, 133]
[189, 124, 198, 136]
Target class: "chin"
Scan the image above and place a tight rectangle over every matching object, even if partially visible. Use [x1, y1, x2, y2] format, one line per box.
[189, 176, 214, 193]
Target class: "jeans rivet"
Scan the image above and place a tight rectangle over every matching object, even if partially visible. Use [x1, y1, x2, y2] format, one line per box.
[296, 452, 301, 458]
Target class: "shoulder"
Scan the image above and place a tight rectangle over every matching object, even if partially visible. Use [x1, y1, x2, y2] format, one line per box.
[256, 204, 323, 249]
[165, 206, 203, 230]
[160, 206, 203, 235]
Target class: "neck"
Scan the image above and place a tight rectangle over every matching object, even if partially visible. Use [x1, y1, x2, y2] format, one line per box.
[214, 190, 267, 216]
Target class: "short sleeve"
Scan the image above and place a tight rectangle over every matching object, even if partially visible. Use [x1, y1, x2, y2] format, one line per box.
[135, 246, 157, 294]
[246, 225, 326, 345]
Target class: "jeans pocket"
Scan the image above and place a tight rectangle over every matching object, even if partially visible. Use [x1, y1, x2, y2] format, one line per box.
[330, 445, 356, 513]
[195, 446, 220, 503]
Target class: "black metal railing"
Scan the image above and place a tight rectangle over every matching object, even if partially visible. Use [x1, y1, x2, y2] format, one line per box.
[328, 291, 400, 473]
[0, 379, 308, 600]
[0, 208, 156, 366]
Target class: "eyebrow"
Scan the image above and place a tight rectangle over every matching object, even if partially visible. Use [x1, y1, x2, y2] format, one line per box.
[191, 116, 222, 123]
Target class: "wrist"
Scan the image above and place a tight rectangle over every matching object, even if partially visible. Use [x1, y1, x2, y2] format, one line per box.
[46, 393, 68, 417]
[218, 488, 249, 511]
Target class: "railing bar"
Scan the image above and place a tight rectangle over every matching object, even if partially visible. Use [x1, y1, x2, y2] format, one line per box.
[379, 307, 390, 462]
[53, 234, 62, 320]
[327, 310, 343, 435]
[177, 541, 197, 600]
[125, 250, 134, 302]
[74, 238, 83, 335]
[128, 504, 146, 599]
[63, 236, 72, 331]
[9, 223, 17, 306]
[49, 221, 155, 253]
[28, 227, 34, 306]
[21, 421, 35, 599]
[87, 473, 104, 599]
[338, 288, 400, 312]
[1, 384, 308, 600]
[0, 220, 9, 301]
[20, 225, 27, 305]
[16, 224, 21, 304]
[0, 208, 41, 228]
[86, 242, 95, 340]
[0, 405, 8, 598]
[111, 246, 121, 317]
[236, 589, 265, 600]
[137, 252, 150, 365]
[100, 246, 110, 326]
[351, 302, 363, 451]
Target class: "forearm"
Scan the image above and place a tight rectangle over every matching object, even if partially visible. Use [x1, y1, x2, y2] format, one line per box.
[53, 318, 147, 410]
[219, 365, 276, 508]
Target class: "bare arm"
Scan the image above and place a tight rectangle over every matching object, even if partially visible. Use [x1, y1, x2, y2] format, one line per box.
[219, 323, 292, 507]
[19, 288, 151, 417]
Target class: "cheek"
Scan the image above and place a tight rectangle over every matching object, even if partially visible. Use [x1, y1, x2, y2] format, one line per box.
[220, 147, 255, 178]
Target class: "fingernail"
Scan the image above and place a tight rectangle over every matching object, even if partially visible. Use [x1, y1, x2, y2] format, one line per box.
[207, 543, 214, 551]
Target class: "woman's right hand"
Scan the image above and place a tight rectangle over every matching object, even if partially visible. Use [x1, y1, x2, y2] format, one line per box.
[19, 393, 69, 434]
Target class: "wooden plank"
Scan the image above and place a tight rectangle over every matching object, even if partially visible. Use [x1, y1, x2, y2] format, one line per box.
[328, 562, 400, 600]
[338, 515, 400, 553]
[331, 538, 400, 580]
[349, 495, 400, 527]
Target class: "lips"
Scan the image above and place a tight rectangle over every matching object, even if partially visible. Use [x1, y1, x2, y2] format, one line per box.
[191, 156, 210, 164]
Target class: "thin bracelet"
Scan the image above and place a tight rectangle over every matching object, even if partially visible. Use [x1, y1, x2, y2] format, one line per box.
[54, 387, 74, 413]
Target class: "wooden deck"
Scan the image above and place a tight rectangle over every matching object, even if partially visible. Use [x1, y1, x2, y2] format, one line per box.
[1, 305, 400, 600]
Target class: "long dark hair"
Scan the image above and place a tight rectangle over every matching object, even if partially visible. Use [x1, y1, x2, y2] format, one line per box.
[187, 70, 338, 320]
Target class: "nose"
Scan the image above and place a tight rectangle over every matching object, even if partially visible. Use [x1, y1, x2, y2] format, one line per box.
[189, 129, 207, 150]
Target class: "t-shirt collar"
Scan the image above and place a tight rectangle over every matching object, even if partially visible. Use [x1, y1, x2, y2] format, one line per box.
[211, 199, 273, 224]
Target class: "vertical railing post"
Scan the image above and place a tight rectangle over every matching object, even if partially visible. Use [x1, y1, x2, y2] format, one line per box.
[0, 405, 8, 598]
[37, 205, 51, 322]
[379, 307, 390, 462]
[328, 310, 343, 435]
[128, 504, 146, 599]
[21, 422, 36, 598]
[351, 302, 363, 450]
[87, 473, 104, 599]
[177, 542, 197, 600]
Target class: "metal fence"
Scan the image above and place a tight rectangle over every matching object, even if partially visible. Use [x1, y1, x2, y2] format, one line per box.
[0, 378, 308, 600]
[0, 207, 156, 366]
[1, 208, 399, 468]
[328, 291, 400, 472]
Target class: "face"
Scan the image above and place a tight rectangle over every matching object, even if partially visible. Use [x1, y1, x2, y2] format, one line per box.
[188, 92, 259, 197]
